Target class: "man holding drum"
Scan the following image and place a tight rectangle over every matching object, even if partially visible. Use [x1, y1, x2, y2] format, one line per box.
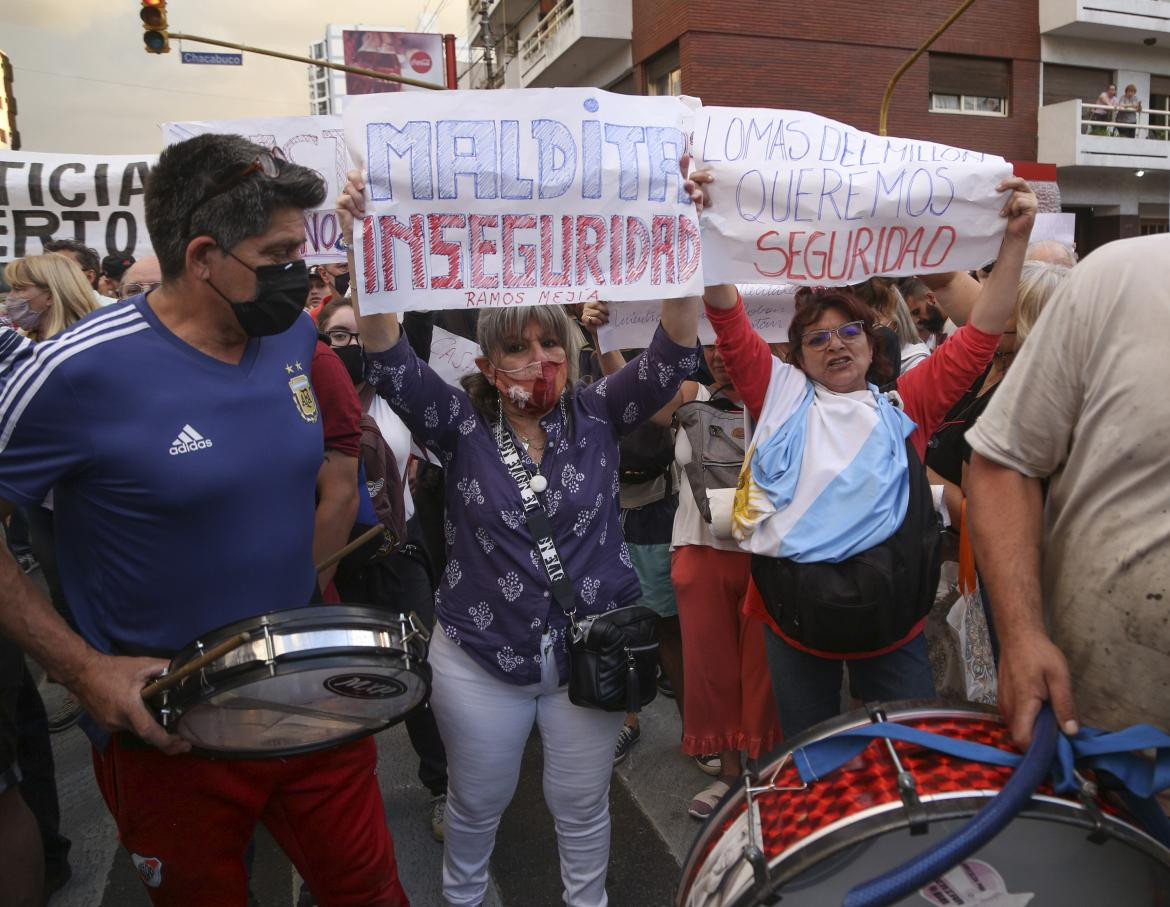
[0, 135, 409, 905]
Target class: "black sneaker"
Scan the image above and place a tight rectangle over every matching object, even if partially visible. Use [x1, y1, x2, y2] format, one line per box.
[47, 693, 82, 734]
[613, 723, 640, 764]
[657, 671, 675, 698]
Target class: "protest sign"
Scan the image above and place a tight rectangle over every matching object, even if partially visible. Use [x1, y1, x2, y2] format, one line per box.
[163, 116, 351, 263]
[0, 152, 156, 260]
[1031, 212, 1075, 248]
[428, 326, 481, 387]
[596, 284, 795, 353]
[695, 108, 1012, 286]
[344, 88, 702, 313]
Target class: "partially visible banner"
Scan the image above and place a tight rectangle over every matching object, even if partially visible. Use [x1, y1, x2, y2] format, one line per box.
[597, 284, 796, 353]
[428, 326, 481, 387]
[345, 88, 702, 313]
[1030, 212, 1075, 248]
[0, 152, 156, 260]
[695, 107, 1012, 286]
[342, 30, 445, 94]
[163, 116, 351, 263]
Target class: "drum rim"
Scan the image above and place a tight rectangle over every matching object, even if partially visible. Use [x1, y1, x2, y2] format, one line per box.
[677, 701, 1170, 906]
[680, 700, 993, 894]
[166, 652, 431, 758]
[682, 793, 1170, 907]
[167, 604, 417, 665]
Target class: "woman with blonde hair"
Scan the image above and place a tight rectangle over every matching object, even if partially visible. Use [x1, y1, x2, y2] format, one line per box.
[1, 253, 98, 737]
[4, 254, 98, 341]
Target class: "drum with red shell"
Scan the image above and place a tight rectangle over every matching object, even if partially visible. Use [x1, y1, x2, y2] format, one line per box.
[678, 702, 1170, 906]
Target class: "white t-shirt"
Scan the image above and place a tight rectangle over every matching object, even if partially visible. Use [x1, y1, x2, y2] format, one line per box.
[366, 393, 415, 522]
[967, 234, 1170, 734]
[671, 384, 744, 552]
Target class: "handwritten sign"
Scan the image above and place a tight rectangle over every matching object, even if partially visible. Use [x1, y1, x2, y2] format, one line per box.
[696, 108, 1012, 286]
[0, 152, 156, 259]
[162, 116, 351, 263]
[597, 284, 796, 353]
[343, 88, 702, 314]
[429, 326, 481, 387]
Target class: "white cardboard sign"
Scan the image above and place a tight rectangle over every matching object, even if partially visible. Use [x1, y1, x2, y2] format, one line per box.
[695, 107, 1012, 286]
[163, 116, 351, 263]
[597, 284, 796, 353]
[344, 88, 703, 313]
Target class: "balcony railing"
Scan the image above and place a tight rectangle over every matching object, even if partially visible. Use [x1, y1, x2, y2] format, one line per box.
[519, 0, 575, 76]
[1079, 102, 1170, 139]
[1039, 99, 1170, 168]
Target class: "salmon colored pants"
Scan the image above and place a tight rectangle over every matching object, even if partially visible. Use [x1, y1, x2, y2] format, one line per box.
[672, 545, 781, 759]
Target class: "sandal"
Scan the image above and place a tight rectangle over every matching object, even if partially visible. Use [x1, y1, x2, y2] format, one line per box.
[688, 778, 731, 820]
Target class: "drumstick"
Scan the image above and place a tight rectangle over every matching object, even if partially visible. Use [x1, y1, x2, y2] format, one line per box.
[314, 524, 385, 574]
[140, 631, 254, 701]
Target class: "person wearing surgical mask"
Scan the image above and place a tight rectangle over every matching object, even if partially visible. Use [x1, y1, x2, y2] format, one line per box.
[3, 255, 98, 342]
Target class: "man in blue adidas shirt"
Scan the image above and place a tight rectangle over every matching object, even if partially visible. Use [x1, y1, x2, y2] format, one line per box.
[0, 134, 408, 906]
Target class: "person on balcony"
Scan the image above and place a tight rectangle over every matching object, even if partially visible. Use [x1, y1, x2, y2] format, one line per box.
[1116, 84, 1143, 138]
[1088, 83, 1117, 136]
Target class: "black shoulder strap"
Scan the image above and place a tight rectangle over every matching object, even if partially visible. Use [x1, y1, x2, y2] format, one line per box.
[494, 419, 578, 619]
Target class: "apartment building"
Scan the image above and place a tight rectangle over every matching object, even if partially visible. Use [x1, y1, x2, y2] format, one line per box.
[1038, 0, 1170, 246]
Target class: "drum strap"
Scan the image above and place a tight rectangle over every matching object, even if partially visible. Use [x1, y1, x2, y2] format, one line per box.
[792, 721, 1170, 800]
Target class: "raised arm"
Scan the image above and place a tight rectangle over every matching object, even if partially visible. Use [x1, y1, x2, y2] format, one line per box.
[967, 178, 1036, 334]
[337, 169, 400, 353]
[918, 177, 1037, 329]
[704, 286, 773, 419]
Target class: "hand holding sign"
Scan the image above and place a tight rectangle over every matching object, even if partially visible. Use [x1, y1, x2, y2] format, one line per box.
[695, 107, 1013, 287]
[343, 88, 703, 314]
[335, 169, 403, 355]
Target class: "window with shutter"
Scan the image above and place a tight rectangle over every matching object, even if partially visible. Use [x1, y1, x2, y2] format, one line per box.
[928, 53, 1011, 117]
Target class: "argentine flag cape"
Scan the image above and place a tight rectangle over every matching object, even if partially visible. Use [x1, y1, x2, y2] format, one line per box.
[732, 357, 917, 564]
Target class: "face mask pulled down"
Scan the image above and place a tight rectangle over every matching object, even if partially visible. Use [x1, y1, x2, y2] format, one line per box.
[492, 359, 565, 414]
[209, 255, 309, 337]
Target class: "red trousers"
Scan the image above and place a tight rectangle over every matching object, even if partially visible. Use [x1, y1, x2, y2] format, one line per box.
[92, 735, 408, 906]
[673, 545, 781, 758]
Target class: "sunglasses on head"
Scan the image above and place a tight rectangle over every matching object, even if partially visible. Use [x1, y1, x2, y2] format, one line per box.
[182, 147, 286, 240]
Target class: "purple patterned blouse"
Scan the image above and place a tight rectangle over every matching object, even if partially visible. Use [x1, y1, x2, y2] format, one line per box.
[365, 324, 700, 685]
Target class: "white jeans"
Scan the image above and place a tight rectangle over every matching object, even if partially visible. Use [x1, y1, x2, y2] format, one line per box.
[428, 627, 625, 906]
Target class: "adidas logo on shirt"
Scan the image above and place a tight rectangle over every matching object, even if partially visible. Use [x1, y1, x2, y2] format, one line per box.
[169, 424, 214, 456]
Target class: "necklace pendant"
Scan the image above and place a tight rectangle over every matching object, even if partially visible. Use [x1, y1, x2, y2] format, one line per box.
[530, 474, 548, 493]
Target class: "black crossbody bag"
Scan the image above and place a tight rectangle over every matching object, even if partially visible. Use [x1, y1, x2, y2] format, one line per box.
[494, 413, 659, 713]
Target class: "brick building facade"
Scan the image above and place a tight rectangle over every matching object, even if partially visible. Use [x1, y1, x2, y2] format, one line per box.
[632, 1, 1040, 164]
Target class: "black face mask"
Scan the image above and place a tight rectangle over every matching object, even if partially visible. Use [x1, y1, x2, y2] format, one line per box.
[209, 254, 309, 337]
[331, 343, 365, 386]
[333, 271, 350, 298]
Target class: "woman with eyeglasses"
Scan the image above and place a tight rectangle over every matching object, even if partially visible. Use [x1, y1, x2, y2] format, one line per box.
[698, 174, 1038, 738]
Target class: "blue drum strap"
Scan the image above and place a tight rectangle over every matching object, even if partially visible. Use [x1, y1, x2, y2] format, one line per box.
[793, 721, 1170, 799]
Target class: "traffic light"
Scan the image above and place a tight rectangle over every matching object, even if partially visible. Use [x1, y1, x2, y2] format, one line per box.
[141, 0, 170, 54]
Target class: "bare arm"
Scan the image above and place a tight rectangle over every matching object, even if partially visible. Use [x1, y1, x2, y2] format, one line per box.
[967, 453, 1079, 748]
[313, 451, 360, 592]
[919, 177, 1037, 330]
[918, 271, 977, 326]
[967, 178, 1036, 334]
[0, 510, 187, 753]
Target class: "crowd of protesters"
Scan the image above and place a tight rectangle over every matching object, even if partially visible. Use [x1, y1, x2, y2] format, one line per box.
[0, 129, 1165, 907]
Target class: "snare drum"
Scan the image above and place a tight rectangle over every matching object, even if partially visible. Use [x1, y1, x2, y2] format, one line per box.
[155, 605, 429, 757]
[679, 702, 1170, 906]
